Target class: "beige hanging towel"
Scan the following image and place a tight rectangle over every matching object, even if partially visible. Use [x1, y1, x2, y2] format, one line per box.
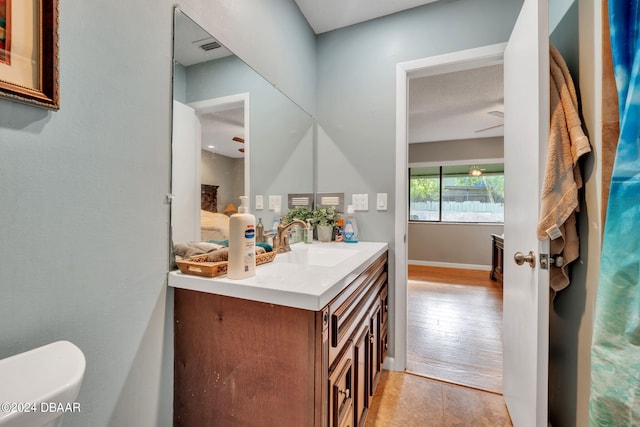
[537, 45, 591, 293]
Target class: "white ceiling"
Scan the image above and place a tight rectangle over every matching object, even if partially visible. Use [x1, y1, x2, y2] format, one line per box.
[294, 0, 440, 34]
[409, 64, 504, 143]
[175, 1, 504, 155]
[200, 108, 245, 158]
[174, 11, 234, 67]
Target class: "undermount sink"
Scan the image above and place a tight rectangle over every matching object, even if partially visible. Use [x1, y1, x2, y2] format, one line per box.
[274, 243, 359, 267]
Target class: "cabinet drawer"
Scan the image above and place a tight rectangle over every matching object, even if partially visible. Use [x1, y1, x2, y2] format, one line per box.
[331, 261, 386, 349]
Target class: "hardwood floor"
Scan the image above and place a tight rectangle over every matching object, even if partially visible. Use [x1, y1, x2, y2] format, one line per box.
[406, 265, 504, 394]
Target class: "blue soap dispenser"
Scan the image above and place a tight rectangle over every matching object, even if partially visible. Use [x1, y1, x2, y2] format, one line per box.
[343, 205, 359, 243]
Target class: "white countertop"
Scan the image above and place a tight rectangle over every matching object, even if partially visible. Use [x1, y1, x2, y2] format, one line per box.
[168, 241, 388, 311]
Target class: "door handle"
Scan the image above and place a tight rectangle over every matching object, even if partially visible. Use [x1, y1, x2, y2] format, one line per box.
[514, 251, 536, 268]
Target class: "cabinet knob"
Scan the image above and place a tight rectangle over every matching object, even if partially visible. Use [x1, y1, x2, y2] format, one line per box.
[339, 388, 350, 400]
[369, 335, 375, 344]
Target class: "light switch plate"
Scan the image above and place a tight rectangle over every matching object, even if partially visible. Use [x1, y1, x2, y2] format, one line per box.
[352, 194, 368, 211]
[255, 195, 264, 210]
[377, 193, 388, 211]
[269, 195, 282, 212]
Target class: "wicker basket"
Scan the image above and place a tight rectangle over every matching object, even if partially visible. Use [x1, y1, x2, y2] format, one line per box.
[176, 250, 277, 278]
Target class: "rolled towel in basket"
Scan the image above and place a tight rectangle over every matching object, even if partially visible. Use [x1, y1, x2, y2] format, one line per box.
[204, 246, 266, 263]
[174, 241, 224, 259]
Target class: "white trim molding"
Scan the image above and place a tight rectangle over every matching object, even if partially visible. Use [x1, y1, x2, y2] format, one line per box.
[408, 260, 492, 271]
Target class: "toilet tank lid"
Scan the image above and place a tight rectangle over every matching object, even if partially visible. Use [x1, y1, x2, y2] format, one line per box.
[0, 340, 86, 404]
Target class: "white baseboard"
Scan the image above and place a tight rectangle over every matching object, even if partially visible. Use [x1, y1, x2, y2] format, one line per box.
[408, 260, 491, 271]
[382, 356, 397, 371]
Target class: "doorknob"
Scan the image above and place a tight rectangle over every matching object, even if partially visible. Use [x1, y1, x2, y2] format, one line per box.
[514, 251, 536, 268]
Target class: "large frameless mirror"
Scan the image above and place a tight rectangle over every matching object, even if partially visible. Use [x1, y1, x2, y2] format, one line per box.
[171, 8, 314, 244]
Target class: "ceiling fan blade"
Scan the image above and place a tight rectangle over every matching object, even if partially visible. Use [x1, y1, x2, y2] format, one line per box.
[232, 136, 245, 143]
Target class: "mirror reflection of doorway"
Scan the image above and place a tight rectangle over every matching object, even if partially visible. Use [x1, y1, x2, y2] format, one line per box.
[198, 103, 246, 217]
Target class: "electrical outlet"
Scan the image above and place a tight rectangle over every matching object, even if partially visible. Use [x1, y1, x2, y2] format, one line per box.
[255, 195, 264, 210]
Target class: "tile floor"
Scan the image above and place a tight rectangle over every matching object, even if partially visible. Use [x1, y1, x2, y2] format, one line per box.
[364, 371, 513, 426]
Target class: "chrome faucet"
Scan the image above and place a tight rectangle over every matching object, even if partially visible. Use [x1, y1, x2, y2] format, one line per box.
[274, 219, 309, 253]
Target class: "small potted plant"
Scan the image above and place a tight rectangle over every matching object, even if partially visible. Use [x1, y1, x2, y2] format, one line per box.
[283, 207, 312, 224]
[283, 207, 313, 243]
[310, 207, 340, 242]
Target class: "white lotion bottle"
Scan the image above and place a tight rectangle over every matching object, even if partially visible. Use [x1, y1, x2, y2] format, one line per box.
[228, 196, 256, 279]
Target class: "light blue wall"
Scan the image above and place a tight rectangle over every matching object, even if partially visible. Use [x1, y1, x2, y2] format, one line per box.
[173, 63, 187, 103]
[316, 0, 522, 242]
[0, 2, 173, 426]
[185, 55, 314, 227]
[0, 1, 316, 426]
[176, 0, 316, 114]
[315, 0, 523, 357]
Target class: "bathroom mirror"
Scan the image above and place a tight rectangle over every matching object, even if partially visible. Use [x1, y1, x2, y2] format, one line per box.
[171, 8, 314, 243]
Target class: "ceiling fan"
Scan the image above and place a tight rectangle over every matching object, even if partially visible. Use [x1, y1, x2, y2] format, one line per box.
[474, 110, 504, 133]
[233, 136, 245, 153]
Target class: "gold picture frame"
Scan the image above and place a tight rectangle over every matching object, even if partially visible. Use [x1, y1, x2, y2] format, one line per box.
[0, 0, 59, 109]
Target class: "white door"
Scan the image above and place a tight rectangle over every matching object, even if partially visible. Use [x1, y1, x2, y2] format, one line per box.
[502, 0, 550, 425]
[171, 100, 201, 244]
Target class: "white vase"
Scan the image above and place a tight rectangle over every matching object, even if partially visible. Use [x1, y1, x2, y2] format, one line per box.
[317, 225, 333, 242]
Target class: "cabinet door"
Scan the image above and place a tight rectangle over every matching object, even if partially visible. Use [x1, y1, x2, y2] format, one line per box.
[381, 329, 388, 365]
[353, 323, 370, 427]
[380, 286, 389, 328]
[329, 345, 354, 427]
[379, 285, 389, 369]
[368, 300, 382, 397]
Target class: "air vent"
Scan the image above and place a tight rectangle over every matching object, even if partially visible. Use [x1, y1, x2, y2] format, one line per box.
[199, 41, 221, 51]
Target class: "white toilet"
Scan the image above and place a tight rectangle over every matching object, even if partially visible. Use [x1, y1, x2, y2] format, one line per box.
[0, 341, 86, 427]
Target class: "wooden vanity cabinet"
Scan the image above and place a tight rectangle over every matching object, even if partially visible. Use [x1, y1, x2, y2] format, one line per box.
[173, 251, 388, 427]
[327, 253, 387, 427]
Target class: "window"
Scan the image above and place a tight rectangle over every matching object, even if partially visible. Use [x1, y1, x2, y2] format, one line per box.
[409, 163, 504, 223]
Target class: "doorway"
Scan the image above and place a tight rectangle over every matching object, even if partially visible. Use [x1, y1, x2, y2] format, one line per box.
[171, 94, 249, 243]
[189, 93, 251, 207]
[394, 43, 507, 386]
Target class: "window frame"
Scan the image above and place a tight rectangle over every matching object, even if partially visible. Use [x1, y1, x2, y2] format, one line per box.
[409, 158, 505, 224]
